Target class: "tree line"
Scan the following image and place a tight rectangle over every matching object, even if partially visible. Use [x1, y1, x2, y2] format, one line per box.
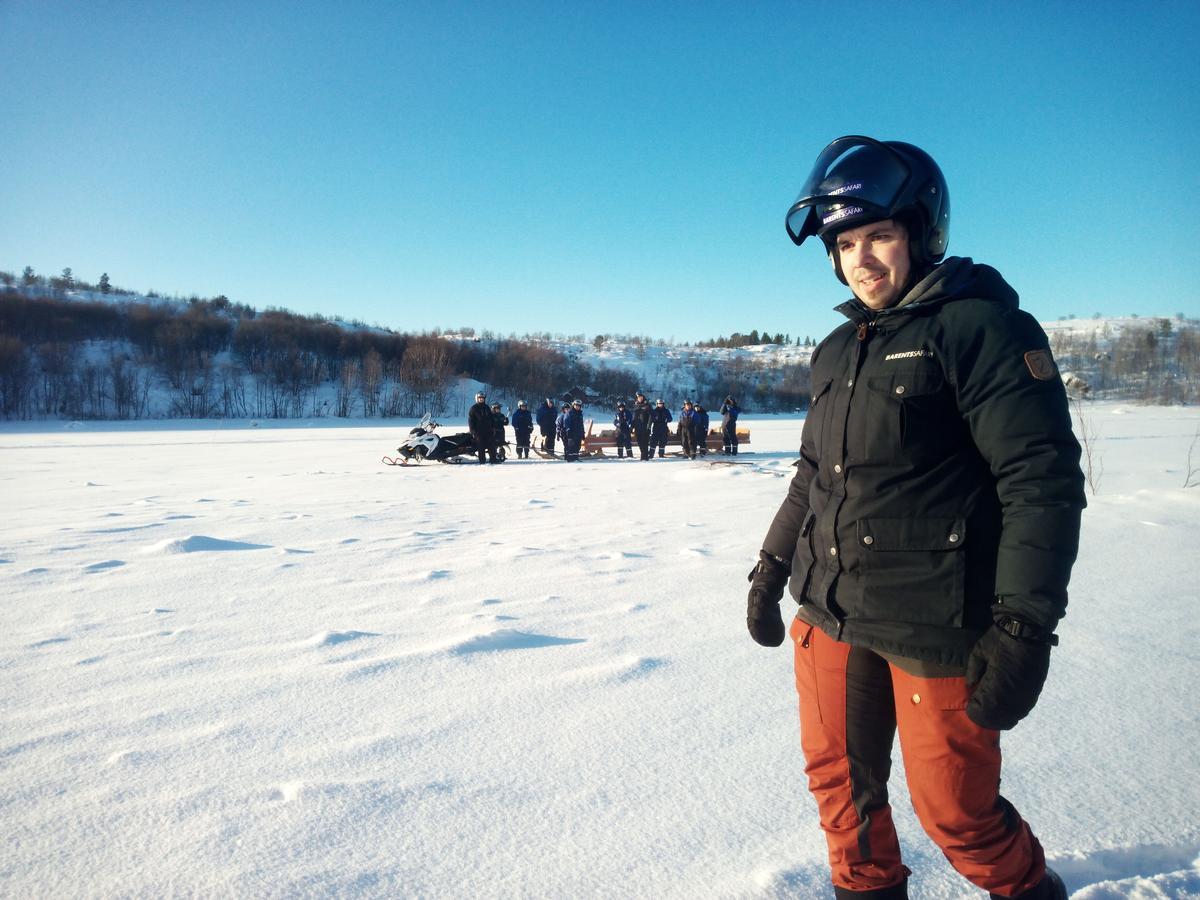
[0, 289, 658, 420]
[6, 273, 1187, 422]
[1049, 316, 1200, 404]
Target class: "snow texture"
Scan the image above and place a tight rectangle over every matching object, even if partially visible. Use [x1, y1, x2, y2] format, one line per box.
[1, 405, 1198, 898]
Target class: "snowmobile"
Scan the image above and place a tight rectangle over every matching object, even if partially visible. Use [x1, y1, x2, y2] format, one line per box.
[383, 414, 506, 465]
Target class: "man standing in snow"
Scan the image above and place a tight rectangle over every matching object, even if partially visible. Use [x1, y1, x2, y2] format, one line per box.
[649, 398, 672, 458]
[720, 396, 740, 455]
[536, 398, 558, 456]
[613, 400, 634, 459]
[693, 403, 710, 457]
[562, 399, 586, 462]
[746, 136, 1084, 900]
[510, 400, 534, 459]
[468, 391, 497, 465]
[490, 403, 509, 459]
[631, 391, 653, 460]
[678, 400, 696, 458]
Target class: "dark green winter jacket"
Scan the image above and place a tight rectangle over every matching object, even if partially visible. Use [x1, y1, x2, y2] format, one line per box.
[762, 257, 1086, 666]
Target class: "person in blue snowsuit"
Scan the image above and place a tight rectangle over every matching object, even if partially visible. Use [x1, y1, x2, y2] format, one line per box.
[613, 401, 634, 458]
[536, 398, 558, 456]
[720, 397, 740, 455]
[678, 400, 696, 459]
[510, 400, 534, 459]
[693, 404, 711, 457]
[649, 399, 672, 458]
[562, 399, 586, 462]
[555, 402, 570, 447]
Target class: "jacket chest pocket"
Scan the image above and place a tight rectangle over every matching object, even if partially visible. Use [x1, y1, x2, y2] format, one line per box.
[804, 379, 835, 457]
[861, 364, 952, 461]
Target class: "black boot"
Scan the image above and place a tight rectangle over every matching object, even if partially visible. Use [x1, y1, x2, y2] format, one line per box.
[990, 869, 1066, 900]
[834, 879, 908, 900]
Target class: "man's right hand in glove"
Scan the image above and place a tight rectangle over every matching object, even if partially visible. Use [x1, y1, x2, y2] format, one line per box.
[746, 550, 790, 647]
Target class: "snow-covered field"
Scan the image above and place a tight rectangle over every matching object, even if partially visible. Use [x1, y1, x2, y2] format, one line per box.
[2, 405, 1198, 899]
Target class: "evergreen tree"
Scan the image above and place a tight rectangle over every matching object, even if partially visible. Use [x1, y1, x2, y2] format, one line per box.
[99, 273, 111, 294]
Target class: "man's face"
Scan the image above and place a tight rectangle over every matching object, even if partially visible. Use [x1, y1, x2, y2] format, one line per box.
[834, 219, 912, 310]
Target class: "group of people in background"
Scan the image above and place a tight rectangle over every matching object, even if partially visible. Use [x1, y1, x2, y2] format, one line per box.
[467, 391, 740, 464]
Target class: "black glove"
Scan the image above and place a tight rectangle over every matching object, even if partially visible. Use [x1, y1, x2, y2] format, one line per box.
[966, 613, 1058, 730]
[746, 551, 789, 647]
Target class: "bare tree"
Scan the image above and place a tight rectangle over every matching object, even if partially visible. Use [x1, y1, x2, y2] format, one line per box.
[1185, 426, 1200, 489]
[1070, 395, 1103, 496]
[0, 336, 33, 418]
[336, 359, 358, 417]
[360, 349, 383, 417]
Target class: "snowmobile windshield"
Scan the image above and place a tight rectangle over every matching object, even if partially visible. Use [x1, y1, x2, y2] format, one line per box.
[785, 137, 912, 245]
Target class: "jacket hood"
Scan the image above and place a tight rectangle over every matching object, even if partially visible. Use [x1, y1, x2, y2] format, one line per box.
[836, 257, 1019, 322]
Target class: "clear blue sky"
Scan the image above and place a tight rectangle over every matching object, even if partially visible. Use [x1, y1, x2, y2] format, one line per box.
[2, 0, 1197, 343]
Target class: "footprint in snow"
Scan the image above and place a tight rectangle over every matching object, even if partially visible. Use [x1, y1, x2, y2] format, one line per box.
[679, 547, 712, 557]
[28, 636, 71, 649]
[146, 536, 272, 554]
[340, 538, 360, 545]
[565, 656, 668, 684]
[162, 514, 197, 521]
[310, 630, 380, 647]
[84, 559, 126, 572]
[268, 782, 304, 803]
[425, 570, 451, 581]
[448, 629, 585, 655]
[1051, 840, 1200, 895]
[510, 546, 550, 559]
[86, 522, 164, 535]
[480, 598, 502, 606]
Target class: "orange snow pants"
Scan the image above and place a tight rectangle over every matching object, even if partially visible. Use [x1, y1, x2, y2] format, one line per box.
[789, 618, 1046, 898]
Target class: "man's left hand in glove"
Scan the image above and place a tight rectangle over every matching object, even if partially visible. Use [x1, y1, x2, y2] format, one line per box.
[966, 608, 1059, 731]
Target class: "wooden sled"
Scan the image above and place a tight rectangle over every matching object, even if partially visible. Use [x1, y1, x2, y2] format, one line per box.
[581, 423, 750, 457]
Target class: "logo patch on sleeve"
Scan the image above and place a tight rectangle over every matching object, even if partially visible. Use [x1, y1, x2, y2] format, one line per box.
[1023, 349, 1057, 381]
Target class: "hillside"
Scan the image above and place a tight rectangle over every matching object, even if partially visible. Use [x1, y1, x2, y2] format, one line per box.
[0, 283, 1195, 421]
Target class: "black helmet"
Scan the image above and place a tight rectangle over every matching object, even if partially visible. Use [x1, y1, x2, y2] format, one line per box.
[785, 136, 950, 283]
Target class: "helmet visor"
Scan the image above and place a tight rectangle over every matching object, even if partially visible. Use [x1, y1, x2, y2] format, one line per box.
[785, 137, 912, 245]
